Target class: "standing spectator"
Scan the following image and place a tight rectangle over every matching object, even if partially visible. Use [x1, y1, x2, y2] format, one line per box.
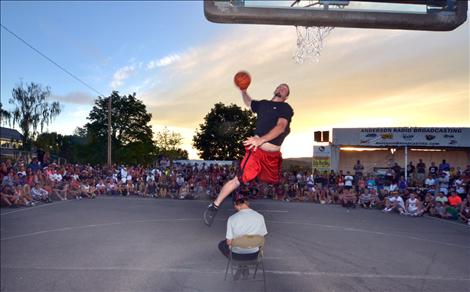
[416, 159, 426, 185]
[392, 163, 402, 181]
[439, 159, 450, 172]
[428, 162, 438, 178]
[353, 160, 364, 179]
[406, 162, 415, 185]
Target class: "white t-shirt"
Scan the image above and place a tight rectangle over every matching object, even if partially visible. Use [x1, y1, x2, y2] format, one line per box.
[407, 198, 418, 211]
[425, 178, 435, 187]
[389, 195, 405, 208]
[226, 209, 268, 254]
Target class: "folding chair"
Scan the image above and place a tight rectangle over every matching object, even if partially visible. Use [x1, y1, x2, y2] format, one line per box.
[224, 235, 266, 292]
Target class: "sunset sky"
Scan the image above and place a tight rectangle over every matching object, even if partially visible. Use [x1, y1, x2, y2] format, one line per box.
[1, 1, 468, 159]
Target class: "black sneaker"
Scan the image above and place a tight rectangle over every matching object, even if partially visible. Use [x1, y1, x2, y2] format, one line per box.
[203, 203, 218, 227]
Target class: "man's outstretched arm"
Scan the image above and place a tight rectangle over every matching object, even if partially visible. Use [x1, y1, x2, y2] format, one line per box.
[241, 90, 252, 108]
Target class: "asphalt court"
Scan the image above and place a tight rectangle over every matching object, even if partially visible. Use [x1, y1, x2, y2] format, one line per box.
[1, 197, 469, 292]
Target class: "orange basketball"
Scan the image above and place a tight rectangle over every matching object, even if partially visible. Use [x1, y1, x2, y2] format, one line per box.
[234, 71, 251, 90]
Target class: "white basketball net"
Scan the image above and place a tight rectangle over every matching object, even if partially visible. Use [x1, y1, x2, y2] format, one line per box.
[293, 26, 334, 64]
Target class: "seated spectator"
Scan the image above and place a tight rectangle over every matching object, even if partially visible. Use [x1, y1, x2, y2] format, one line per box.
[421, 192, 434, 214]
[49, 181, 66, 201]
[31, 183, 51, 202]
[146, 179, 158, 198]
[430, 201, 451, 219]
[459, 197, 470, 225]
[107, 179, 118, 196]
[137, 179, 146, 197]
[69, 178, 82, 199]
[424, 173, 436, 194]
[1, 185, 16, 207]
[448, 191, 462, 208]
[80, 181, 95, 199]
[358, 188, 372, 208]
[389, 180, 398, 192]
[366, 175, 377, 190]
[340, 189, 356, 208]
[398, 176, 408, 192]
[383, 191, 405, 214]
[96, 179, 107, 196]
[434, 192, 448, 205]
[438, 172, 450, 195]
[405, 193, 423, 216]
[369, 189, 380, 209]
[125, 180, 135, 196]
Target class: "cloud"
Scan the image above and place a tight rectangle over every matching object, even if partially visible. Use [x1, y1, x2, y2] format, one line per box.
[110, 65, 136, 89]
[52, 91, 95, 105]
[147, 54, 181, 69]
[137, 24, 468, 158]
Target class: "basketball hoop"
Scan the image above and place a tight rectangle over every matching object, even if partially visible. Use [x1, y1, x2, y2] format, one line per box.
[293, 25, 334, 64]
[290, 1, 338, 64]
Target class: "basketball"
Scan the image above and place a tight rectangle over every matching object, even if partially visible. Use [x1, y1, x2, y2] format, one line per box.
[234, 71, 251, 90]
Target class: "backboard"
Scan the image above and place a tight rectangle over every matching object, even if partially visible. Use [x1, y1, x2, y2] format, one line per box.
[204, 0, 468, 31]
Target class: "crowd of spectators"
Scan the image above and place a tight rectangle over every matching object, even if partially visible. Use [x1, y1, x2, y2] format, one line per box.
[1, 157, 469, 225]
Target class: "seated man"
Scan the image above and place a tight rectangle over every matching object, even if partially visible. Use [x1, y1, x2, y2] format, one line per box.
[340, 189, 357, 208]
[459, 197, 470, 225]
[383, 191, 405, 214]
[31, 183, 52, 202]
[358, 188, 372, 208]
[405, 193, 424, 216]
[218, 198, 267, 280]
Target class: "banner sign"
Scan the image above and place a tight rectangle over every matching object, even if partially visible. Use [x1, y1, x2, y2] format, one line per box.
[313, 146, 331, 171]
[332, 127, 470, 147]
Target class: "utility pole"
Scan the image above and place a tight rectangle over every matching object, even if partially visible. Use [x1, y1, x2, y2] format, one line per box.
[107, 95, 112, 167]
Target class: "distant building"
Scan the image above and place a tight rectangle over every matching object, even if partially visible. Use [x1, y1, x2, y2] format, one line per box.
[0, 127, 23, 149]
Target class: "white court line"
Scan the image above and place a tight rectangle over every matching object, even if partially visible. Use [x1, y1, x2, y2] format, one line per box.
[1, 265, 469, 282]
[2, 217, 468, 249]
[0, 200, 73, 216]
[267, 220, 470, 250]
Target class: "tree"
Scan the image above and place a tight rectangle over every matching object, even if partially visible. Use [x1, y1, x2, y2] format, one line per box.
[85, 91, 156, 164]
[8, 82, 61, 149]
[0, 102, 11, 126]
[154, 127, 188, 160]
[193, 102, 256, 160]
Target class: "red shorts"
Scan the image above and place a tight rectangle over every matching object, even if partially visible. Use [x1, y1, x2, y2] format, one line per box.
[239, 147, 282, 184]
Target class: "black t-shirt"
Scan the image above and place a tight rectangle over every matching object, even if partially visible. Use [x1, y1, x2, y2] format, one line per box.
[251, 100, 294, 146]
[417, 162, 426, 173]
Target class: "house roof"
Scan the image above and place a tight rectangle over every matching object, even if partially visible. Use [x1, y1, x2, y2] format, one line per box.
[0, 127, 23, 141]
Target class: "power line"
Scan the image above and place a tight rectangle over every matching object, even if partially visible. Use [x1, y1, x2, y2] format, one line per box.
[1, 23, 106, 97]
